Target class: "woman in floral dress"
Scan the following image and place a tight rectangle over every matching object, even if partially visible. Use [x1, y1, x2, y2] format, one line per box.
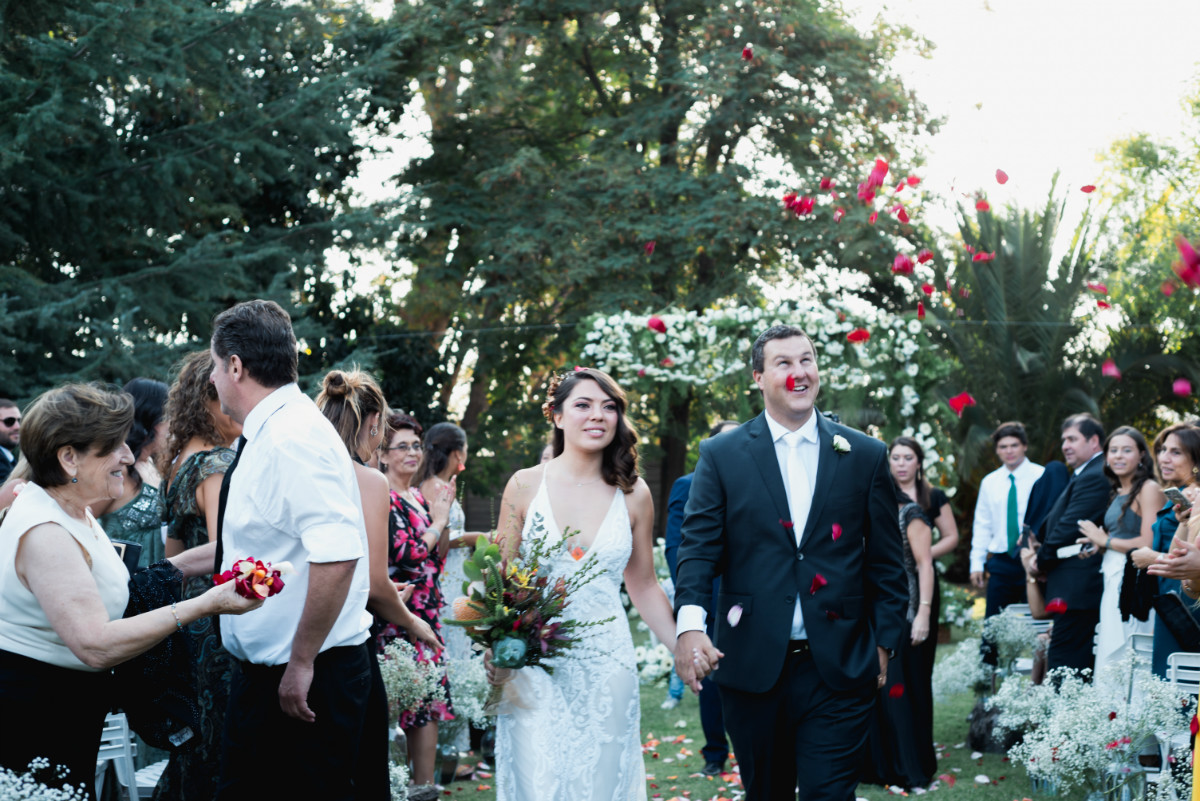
[378, 411, 455, 789]
[153, 351, 242, 801]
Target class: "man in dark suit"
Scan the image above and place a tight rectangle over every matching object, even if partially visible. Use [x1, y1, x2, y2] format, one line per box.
[0, 399, 20, 483]
[1035, 413, 1109, 675]
[673, 325, 909, 801]
[664, 419, 739, 776]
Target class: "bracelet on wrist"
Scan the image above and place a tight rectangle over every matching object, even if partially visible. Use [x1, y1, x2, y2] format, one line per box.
[919, 600, 931, 606]
[170, 602, 184, 632]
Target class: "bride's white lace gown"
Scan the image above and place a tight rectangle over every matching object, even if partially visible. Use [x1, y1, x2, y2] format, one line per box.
[495, 473, 647, 801]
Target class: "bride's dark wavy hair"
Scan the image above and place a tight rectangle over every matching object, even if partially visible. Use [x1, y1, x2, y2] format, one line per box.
[543, 368, 639, 493]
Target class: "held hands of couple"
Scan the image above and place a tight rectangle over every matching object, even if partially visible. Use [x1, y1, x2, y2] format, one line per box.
[674, 630, 724, 693]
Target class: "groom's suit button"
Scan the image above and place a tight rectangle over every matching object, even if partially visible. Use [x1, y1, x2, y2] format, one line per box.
[784, 596, 794, 604]
[796, 551, 804, 560]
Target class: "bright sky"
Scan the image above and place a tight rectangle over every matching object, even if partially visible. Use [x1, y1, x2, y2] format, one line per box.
[842, 0, 1199, 209]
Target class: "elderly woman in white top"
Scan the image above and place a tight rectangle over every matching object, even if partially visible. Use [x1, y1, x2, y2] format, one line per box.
[0, 384, 261, 799]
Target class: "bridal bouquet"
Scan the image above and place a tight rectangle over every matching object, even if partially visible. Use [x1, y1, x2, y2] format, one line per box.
[447, 522, 612, 680]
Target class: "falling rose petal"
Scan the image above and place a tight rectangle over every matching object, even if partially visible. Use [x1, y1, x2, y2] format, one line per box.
[1045, 597, 1068, 614]
[1081, 185, 1096, 193]
[779, 519, 794, 529]
[917, 301, 926, 321]
[846, 327, 870, 343]
[1109, 711, 1118, 720]
[889, 683, 905, 699]
[947, 391, 976, 417]
[809, 573, 828, 594]
[856, 182, 876, 203]
[1101, 359, 1121, 380]
[895, 181, 906, 194]
[1162, 280, 1177, 296]
[1173, 378, 1192, 397]
[972, 251, 995, 262]
[892, 254, 915, 275]
[975, 199, 990, 212]
[1086, 282, 1108, 294]
[1096, 300, 1111, 309]
[897, 207, 910, 223]
[995, 169, 1009, 185]
[742, 46, 753, 61]
[647, 316, 667, 334]
[917, 249, 934, 264]
[963, 243, 975, 254]
[831, 523, 842, 541]
[645, 240, 656, 254]
[1177, 234, 1200, 269]
[921, 282, 935, 296]
[833, 206, 845, 223]
[660, 357, 674, 367]
[906, 175, 920, 187]
[786, 375, 796, 391]
[819, 177, 835, 190]
[726, 604, 744, 627]
[868, 211, 878, 225]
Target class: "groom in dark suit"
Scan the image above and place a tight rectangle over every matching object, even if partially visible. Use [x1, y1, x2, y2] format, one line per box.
[1035, 413, 1108, 674]
[673, 325, 909, 801]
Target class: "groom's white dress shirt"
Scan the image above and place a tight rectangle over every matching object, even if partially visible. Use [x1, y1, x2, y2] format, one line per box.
[676, 410, 819, 640]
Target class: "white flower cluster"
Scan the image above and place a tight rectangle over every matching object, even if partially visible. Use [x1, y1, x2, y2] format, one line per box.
[634, 642, 676, 686]
[982, 608, 1039, 671]
[0, 760, 86, 800]
[931, 636, 991, 701]
[991, 656, 1196, 796]
[389, 761, 410, 801]
[378, 638, 447, 721]
[443, 654, 491, 729]
[579, 301, 958, 491]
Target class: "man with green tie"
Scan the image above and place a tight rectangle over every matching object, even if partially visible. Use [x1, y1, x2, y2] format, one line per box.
[969, 422, 1045, 617]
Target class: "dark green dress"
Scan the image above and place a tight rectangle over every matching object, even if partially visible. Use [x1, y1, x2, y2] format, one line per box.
[99, 480, 165, 569]
[153, 448, 234, 801]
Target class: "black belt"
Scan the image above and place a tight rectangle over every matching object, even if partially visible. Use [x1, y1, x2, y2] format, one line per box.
[787, 640, 812, 661]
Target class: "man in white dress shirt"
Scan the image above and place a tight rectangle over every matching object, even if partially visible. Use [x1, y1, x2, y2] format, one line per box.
[970, 422, 1045, 617]
[209, 300, 378, 800]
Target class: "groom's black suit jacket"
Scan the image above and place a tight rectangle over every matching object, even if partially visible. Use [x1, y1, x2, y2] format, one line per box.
[1035, 454, 1109, 610]
[674, 411, 909, 694]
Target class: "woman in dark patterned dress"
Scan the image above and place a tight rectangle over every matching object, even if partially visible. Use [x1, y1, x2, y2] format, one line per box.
[379, 411, 455, 789]
[153, 351, 242, 801]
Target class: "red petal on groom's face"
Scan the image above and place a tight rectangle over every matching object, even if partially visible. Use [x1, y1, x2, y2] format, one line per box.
[809, 574, 828, 594]
[786, 375, 796, 392]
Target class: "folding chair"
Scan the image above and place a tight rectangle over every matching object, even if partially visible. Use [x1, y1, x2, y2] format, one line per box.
[95, 712, 166, 800]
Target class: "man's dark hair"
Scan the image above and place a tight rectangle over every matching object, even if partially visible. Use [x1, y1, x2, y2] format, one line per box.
[992, 421, 1028, 447]
[750, 325, 813, 373]
[211, 299, 298, 389]
[0, 399, 15, 409]
[1062, 412, 1105, 444]
[708, 420, 739, 439]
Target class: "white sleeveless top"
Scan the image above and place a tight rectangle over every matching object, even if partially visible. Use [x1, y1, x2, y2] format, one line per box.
[0, 483, 130, 670]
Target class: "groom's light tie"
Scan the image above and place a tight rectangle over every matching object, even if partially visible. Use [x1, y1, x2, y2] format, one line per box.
[785, 431, 812, 538]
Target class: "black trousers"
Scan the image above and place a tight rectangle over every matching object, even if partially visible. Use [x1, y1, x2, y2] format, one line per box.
[983, 552, 1028, 617]
[216, 642, 379, 801]
[720, 649, 875, 801]
[0, 649, 111, 801]
[1047, 608, 1100, 676]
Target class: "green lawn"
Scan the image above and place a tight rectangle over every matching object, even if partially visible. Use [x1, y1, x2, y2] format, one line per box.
[430, 643, 1037, 801]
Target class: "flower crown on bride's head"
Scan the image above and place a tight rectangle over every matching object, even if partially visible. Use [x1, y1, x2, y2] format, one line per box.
[542, 366, 591, 423]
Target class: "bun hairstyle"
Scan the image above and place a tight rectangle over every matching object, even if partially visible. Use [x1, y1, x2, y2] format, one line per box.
[316, 368, 388, 461]
[159, 350, 226, 474]
[123, 377, 169, 466]
[414, 422, 467, 486]
[543, 367, 639, 493]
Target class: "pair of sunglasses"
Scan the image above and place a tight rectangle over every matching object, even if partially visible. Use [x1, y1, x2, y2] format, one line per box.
[0, 417, 17, 427]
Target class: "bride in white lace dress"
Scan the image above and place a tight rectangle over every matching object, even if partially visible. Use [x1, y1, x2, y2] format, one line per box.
[488, 368, 678, 801]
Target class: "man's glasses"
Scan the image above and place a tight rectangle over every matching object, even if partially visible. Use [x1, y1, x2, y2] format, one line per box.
[381, 443, 422, 453]
[0, 417, 18, 427]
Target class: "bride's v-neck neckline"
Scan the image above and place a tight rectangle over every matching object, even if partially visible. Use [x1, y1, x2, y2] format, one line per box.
[539, 467, 621, 553]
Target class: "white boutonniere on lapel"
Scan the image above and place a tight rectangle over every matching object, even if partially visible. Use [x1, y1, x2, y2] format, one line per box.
[832, 434, 851, 454]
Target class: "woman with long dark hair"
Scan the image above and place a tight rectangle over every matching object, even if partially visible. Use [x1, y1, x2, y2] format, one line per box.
[487, 367, 675, 801]
[1075, 426, 1162, 669]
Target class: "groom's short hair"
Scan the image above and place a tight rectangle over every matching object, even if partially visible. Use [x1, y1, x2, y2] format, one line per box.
[751, 324, 813, 373]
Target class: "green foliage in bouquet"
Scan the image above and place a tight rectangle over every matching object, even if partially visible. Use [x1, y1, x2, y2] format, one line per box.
[446, 522, 613, 674]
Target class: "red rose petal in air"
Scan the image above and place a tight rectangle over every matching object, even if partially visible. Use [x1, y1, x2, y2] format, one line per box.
[1109, 711, 1118, 721]
[921, 283, 934, 297]
[1097, 300, 1111, 309]
[846, 327, 870, 343]
[892, 254, 915, 275]
[831, 523, 842, 541]
[906, 175, 920, 187]
[963, 243, 975, 253]
[1087, 282, 1108, 294]
[660, 357, 674, 367]
[947, 391, 976, 417]
[786, 375, 796, 391]
[917, 301, 926, 321]
[780, 519, 794, 529]
[897, 207, 910, 223]
[1102, 359, 1121, 380]
[820, 177, 835, 190]
[1175, 235, 1200, 286]
[976, 199, 990, 212]
[889, 684, 905, 699]
[917, 249, 934, 264]
[1081, 185, 1096, 193]
[647, 316, 667, 334]
[1162, 280, 1177, 296]
[1173, 378, 1192, 397]
[727, 604, 744, 627]
[833, 207, 845, 223]
[1045, 598, 1068, 614]
[972, 251, 995, 262]
[996, 169, 1009, 185]
[742, 46, 753, 61]
[645, 240, 656, 254]
[809, 573, 828, 594]
[894, 181, 906, 194]
[856, 183, 876, 203]
[868, 211, 878, 225]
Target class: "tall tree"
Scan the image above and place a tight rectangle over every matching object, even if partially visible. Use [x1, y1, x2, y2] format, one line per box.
[0, 0, 405, 398]
[380, 0, 936, 500]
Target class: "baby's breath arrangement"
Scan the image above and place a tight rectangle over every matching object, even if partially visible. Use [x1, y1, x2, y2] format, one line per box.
[441, 654, 490, 738]
[932, 636, 991, 700]
[378, 638, 446, 723]
[634, 642, 675, 685]
[0, 759, 87, 800]
[388, 761, 410, 801]
[982, 608, 1039, 672]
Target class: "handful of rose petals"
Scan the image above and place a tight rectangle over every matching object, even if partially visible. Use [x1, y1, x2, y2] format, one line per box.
[214, 557, 294, 599]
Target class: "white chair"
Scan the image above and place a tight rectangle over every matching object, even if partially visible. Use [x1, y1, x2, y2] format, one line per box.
[95, 712, 166, 800]
[1000, 603, 1045, 675]
[1143, 652, 1200, 799]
